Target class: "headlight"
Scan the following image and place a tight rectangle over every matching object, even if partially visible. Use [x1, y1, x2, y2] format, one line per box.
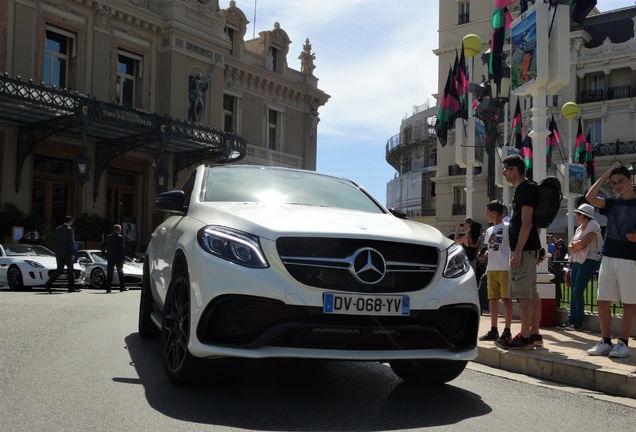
[443, 243, 470, 278]
[197, 226, 269, 268]
[24, 260, 46, 268]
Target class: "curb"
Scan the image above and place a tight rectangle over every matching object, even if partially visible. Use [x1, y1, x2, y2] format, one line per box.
[474, 340, 636, 399]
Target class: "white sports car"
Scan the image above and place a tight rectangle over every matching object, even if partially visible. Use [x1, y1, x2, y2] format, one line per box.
[0, 243, 85, 290]
[76, 250, 144, 290]
[139, 165, 479, 385]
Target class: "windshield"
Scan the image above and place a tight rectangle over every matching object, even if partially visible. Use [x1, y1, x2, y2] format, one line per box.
[90, 252, 107, 263]
[1, 244, 55, 257]
[201, 167, 385, 214]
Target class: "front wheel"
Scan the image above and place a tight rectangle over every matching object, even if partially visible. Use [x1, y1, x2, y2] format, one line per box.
[8, 266, 24, 291]
[160, 263, 200, 385]
[389, 360, 468, 385]
[90, 268, 106, 289]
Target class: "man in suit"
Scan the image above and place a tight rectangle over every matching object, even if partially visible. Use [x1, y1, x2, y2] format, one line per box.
[102, 224, 128, 293]
[44, 216, 80, 293]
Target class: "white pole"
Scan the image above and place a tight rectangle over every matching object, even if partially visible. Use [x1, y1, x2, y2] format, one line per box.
[567, 117, 575, 242]
[529, 87, 550, 275]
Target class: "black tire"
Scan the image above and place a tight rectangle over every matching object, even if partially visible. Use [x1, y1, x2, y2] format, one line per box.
[8, 265, 24, 291]
[138, 260, 159, 338]
[90, 268, 106, 289]
[160, 260, 200, 385]
[389, 360, 468, 385]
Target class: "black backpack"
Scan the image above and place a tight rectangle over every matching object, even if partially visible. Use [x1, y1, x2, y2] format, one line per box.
[531, 177, 563, 228]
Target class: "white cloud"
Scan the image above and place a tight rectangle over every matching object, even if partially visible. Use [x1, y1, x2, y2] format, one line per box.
[236, 0, 441, 202]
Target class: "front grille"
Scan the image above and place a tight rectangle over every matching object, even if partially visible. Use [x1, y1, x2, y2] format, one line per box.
[197, 295, 479, 351]
[276, 237, 439, 293]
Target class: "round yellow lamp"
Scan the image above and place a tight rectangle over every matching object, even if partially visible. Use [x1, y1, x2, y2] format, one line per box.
[462, 34, 483, 58]
[561, 101, 579, 119]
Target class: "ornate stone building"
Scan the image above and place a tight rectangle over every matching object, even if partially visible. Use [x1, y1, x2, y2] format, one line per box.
[0, 0, 330, 250]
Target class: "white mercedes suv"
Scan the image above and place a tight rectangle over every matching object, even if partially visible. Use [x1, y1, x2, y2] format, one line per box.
[139, 164, 479, 385]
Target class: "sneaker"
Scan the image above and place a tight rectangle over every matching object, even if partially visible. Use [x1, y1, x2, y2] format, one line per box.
[609, 340, 630, 358]
[531, 334, 543, 347]
[499, 333, 534, 350]
[479, 329, 499, 341]
[587, 340, 612, 356]
[497, 329, 512, 345]
[558, 321, 582, 330]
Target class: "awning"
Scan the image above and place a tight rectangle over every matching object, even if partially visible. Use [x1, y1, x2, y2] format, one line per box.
[0, 74, 247, 200]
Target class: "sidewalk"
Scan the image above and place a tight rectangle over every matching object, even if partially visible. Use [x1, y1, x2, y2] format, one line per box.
[474, 313, 636, 399]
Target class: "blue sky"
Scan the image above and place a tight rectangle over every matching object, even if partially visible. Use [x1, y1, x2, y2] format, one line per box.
[239, 0, 632, 205]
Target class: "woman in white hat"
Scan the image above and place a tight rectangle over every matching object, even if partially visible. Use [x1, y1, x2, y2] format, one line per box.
[559, 203, 603, 330]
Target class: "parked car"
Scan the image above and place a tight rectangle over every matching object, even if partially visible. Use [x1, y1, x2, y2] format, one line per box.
[0, 243, 85, 290]
[76, 249, 143, 289]
[139, 165, 479, 385]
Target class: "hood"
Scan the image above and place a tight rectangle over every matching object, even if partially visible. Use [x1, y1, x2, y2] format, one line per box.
[188, 202, 451, 247]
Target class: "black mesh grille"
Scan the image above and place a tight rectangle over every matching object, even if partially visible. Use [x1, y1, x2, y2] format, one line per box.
[276, 237, 439, 293]
[197, 295, 479, 351]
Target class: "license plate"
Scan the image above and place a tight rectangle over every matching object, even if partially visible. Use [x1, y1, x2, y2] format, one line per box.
[323, 293, 410, 316]
[59, 274, 68, 280]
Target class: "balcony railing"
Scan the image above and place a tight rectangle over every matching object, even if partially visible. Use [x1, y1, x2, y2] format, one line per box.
[580, 89, 604, 103]
[593, 140, 636, 157]
[244, 145, 303, 168]
[580, 86, 631, 103]
[452, 204, 466, 216]
[608, 85, 630, 100]
[448, 165, 466, 176]
[386, 124, 434, 152]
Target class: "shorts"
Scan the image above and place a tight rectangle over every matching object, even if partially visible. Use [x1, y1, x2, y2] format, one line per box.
[597, 256, 636, 304]
[508, 250, 539, 300]
[487, 270, 509, 299]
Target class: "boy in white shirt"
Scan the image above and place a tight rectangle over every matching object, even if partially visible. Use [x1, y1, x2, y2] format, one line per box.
[478, 200, 514, 344]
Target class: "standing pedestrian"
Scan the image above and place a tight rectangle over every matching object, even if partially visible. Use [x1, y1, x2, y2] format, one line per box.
[478, 200, 513, 344]
[498, 154, 542, 349]
[559, 204, 603, 330]
[585, 166, 636, 358]
[454, 218, 482, 274]
[102, 224, 128, 293]
[44, 216, 80, 293]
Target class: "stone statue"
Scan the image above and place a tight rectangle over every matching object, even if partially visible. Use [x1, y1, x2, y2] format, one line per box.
[188, 72, 212, 123]
[299, 38, 316, 75]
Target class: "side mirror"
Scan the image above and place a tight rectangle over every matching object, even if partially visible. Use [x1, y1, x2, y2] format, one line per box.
[155, 190, 186, 214]
[388, 208, 407, 219]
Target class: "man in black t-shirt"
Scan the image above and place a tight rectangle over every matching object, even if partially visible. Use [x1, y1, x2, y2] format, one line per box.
[499, 154, 542, 350]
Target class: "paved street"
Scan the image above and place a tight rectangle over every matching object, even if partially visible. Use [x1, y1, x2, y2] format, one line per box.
[1, 287, 635, 431]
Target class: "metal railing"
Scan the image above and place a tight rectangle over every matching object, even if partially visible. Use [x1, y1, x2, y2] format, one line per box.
[580, 89, 604, 103]
[608, 85, 631, 100]
[551, 260, 623, 315]
[452, 204, 466, 216]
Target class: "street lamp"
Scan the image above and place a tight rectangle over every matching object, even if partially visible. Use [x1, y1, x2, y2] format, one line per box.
[473, 55, 511, 200]
[154, 159, 169, 194]
[76, 145, 91, 184]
